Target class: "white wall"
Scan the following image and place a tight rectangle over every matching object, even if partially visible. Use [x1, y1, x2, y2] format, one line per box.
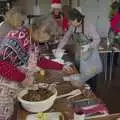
[16, 0, 111, 37]
[72, 0, 77, 7]
[17, 0, 69, 15]
[17, 0, 50, 15]
[80, 0, 111, 37]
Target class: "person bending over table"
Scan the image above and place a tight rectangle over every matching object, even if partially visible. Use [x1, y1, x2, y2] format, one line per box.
[55, 7, 102, 91]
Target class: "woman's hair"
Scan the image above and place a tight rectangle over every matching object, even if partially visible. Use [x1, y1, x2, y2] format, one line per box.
[111, 1, 119, 9]
[31, 15, 63, 42]
[5, 7, 26, 28]
[68, 8, 85, 22]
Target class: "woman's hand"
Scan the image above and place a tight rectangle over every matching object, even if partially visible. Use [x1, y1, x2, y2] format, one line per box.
[63, 62, 78, 75]
[63, 65, 74, 74]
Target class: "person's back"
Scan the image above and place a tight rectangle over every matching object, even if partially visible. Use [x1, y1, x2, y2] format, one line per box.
[0, 21, 14, 38]
[0, 15, 10, 38]
[0, 15, 14, 43]
[0, 13, 14, 38]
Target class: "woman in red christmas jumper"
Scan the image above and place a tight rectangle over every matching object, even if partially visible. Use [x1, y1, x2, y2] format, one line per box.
[0, 11, 64, 120]
[51, 0, 69, 33]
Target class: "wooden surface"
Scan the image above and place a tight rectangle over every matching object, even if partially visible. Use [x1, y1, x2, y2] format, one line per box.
[16, 42, 120, 120]
[17, 69, 95, 120]
[89, 113, 120, 120]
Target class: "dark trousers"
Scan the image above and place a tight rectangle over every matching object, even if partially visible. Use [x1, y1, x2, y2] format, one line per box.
[86, 75, 97, 92]
[107, 53, 119, 67]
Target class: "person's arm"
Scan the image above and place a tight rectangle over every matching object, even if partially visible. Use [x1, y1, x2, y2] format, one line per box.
[111, 13, 120, 33]
[37, 57, 64, 70]
[57, 25, 73, 49]
[0, 60, 26, 82]
[64, 72, 97, 85]
[85, 21, 101, 48]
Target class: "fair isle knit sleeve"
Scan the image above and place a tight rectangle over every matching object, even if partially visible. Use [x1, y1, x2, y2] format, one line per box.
[0, 60, 26, 82]
[0, 27, 30, 82]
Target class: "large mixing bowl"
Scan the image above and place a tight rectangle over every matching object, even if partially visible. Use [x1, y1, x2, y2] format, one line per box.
[17, 84, 57, 113]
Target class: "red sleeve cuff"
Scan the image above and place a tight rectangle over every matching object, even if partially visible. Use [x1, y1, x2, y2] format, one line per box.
[0, 60, 26, 82]
[37, 58, 64, 70]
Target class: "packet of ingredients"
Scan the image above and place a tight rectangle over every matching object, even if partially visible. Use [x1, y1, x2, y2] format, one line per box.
[26, 112, 64, 120]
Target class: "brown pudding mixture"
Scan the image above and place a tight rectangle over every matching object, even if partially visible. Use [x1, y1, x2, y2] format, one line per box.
[22, 88, 53, 101]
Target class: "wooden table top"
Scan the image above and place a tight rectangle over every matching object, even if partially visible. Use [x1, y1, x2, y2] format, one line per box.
[89, 113, 120, 120]
[17, 69, 96, 120]
[16, 42, 120, 120]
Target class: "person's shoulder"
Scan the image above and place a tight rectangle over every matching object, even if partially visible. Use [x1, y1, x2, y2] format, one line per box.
[19, 26, 30, 34]
[20, 26, 29, 31]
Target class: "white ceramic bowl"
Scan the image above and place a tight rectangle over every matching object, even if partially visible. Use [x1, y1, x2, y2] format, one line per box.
[17, 84, 57, 113]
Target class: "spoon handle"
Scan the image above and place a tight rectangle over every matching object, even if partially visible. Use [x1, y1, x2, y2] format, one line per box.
[57, 93, 71, 99]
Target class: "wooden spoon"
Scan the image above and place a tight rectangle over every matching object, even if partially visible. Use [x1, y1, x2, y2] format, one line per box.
[57, 89, 81, 99]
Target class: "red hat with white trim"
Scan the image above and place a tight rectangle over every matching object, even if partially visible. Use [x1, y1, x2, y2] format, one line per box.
[51, 0, 62, 9]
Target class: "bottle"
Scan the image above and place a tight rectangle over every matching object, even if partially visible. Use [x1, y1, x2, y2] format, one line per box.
[39, 69, 45, 81]
[34, 69, 45, 83]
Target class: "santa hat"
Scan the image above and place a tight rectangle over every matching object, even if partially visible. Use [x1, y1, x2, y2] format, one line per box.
[51, 0, 62, 9]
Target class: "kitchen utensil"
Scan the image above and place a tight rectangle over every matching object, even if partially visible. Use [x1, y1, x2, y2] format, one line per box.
[57, 89, 82, 99]
[17, 83, 57, 113]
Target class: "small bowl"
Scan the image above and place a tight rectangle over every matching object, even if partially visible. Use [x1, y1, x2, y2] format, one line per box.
[17, 83, 57, 113]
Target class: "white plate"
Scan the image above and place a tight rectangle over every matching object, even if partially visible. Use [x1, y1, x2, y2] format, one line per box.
[26, 114, 37, 120]
[26, 112, 64, 120]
